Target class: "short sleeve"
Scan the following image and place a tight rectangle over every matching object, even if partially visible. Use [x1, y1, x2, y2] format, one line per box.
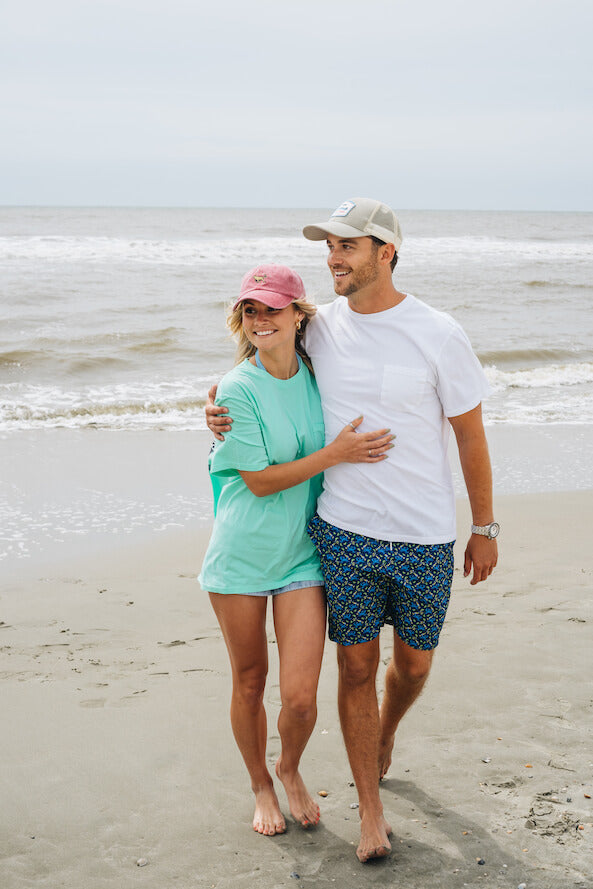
[209, 380, 270, 475]
[435, 323, 491, 418]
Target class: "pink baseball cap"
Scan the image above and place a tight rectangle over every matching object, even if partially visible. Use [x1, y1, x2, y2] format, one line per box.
[232, 264, 306, 310]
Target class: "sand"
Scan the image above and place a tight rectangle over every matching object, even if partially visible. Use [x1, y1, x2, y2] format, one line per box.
[1, 489, 592, 889]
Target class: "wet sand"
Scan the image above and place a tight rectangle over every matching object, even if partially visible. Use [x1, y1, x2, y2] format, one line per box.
[1, 486, 592, 888]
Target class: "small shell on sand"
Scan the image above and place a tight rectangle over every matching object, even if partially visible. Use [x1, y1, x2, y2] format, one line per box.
[136, 858, 149, 867]
[318, 790, 328, 797]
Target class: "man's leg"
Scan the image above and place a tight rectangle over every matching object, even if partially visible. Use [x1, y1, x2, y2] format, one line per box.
[378, 540, 453, 779]
[378, 633, 434, 779]
[337, 639, 392, 862]
[308, 515, 392, 859]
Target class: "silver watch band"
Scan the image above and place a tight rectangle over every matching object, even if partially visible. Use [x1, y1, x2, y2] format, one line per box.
[471, 522, 500, 539]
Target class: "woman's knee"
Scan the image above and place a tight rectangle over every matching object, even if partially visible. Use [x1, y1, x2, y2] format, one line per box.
[280, 685, 317, 722]
[233, 667, 267, 709]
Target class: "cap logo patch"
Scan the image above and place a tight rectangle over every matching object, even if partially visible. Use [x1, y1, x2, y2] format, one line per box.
[253, 274, 267, 283]
[331, 200, 356, 218]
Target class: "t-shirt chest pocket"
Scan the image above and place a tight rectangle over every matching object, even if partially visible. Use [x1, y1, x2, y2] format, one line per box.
[380, 365, 429, 413]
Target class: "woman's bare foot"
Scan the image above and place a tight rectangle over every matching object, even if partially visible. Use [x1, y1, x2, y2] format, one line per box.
[275, 757, 320, 828]
[356, 812, 392, 862]
[378, 734, 395, 780]
[252, 784, 286, 836]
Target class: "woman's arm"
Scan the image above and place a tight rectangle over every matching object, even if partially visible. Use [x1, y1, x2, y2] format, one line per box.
[239, 416, 395, 497]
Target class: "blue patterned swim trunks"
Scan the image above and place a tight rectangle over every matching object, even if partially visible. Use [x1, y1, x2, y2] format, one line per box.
[308, 514, 454, 649]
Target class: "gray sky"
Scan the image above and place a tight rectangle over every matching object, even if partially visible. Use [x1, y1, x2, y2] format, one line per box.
[2, 0, 592, 209]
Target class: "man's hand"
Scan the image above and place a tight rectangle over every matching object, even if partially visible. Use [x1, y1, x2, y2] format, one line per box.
[463, 535, 498, 585]
[205, 384, 232, 441]
[449, 406, 498, 585]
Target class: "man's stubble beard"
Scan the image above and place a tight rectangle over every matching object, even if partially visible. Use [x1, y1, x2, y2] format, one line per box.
[335, 254, 380, 297]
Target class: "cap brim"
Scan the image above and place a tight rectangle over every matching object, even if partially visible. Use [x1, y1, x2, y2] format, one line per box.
[232, 291, 295, 311]
[304, 220, 401, 250]
[303, 221, 373, 241]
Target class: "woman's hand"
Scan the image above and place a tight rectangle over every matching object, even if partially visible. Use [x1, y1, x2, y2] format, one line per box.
[326, 416, 395, 465]
[205, 384, 232, 441]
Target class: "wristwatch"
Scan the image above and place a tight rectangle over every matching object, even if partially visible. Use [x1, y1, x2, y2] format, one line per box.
[471, 522, 500, 539]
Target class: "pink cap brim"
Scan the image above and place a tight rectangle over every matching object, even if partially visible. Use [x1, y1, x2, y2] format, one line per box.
[232, 291, 296, 311]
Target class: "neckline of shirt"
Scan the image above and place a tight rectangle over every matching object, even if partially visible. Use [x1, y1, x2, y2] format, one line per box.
[345, 292, 413, 320]
[245, 354, 304, 382]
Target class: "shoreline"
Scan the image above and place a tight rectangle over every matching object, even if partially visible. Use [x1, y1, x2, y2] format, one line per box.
[2, 423, 593, 575]
[1, 489, 592, 887]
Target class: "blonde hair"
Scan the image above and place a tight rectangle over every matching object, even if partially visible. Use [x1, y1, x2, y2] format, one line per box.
[227, 298, 317, 373]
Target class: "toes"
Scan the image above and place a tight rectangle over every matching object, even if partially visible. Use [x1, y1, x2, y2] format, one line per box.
[303, 808, 320, 828]
[357, 839, 391, 862]
[299, 806, 320, 829]
[254, 820, 280, 836]
[357, 846, 389, 863]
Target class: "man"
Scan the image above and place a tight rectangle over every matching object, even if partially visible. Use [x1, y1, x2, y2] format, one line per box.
[206, 198, 498, 862]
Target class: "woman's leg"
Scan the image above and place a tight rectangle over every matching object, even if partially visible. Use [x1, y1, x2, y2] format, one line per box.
[209, 592, 286, 836]
[272, 585, 326, 827]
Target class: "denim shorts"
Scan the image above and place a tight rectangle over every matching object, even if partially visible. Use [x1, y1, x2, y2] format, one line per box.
[308, 514, 454, 649]
[247, 579, 322, 598]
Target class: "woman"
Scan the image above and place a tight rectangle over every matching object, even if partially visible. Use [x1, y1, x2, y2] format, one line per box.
[199, 264, 392, 837]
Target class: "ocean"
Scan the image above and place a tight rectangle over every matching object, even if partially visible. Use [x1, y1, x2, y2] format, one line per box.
[1, 207, 592, 564]
[2, 206, 593, 432]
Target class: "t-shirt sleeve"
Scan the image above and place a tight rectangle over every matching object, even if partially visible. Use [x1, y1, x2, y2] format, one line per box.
[435, 323, 491, 418]
[209, 380, 270, 475]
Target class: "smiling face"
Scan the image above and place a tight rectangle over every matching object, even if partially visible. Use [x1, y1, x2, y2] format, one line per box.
[241, 299, 303, 354]
[326, 234, 382, 297]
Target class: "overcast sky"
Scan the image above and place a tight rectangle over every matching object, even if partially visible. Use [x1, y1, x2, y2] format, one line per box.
[2, 0, 592, 210]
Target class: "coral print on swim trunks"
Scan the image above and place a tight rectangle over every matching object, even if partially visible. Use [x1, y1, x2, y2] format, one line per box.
[308, 515, 454, 649]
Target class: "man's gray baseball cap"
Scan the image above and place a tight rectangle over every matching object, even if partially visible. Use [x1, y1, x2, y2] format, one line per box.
[303, 197, 403, 251]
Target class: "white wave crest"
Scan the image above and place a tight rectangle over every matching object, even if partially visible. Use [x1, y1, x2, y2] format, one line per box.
[485, 362, 593, 391]
[1, 232, 592, 268]
[3, 365, 593, 431]
[0, 235, 315, 268]
[0, 379, 213, 431]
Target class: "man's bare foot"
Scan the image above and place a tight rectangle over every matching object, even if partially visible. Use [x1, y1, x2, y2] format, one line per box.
[356, 813, 392, 863]
[275, 757, 320, 829]
[378, 734, 395, 781]
[252, 784, 286, 836]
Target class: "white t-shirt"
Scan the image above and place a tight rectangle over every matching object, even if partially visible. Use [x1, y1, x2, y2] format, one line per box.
[303, 294, 491, 544]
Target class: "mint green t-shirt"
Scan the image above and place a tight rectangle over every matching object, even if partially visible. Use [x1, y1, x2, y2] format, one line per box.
[198, 358, 325, 594]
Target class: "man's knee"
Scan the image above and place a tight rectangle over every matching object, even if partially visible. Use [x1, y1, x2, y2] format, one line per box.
[392, 644, 433, 685]
[337, 640, 380, 688]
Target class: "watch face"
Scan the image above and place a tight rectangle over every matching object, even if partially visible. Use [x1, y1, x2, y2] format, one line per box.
[489, 523, 500, 538]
